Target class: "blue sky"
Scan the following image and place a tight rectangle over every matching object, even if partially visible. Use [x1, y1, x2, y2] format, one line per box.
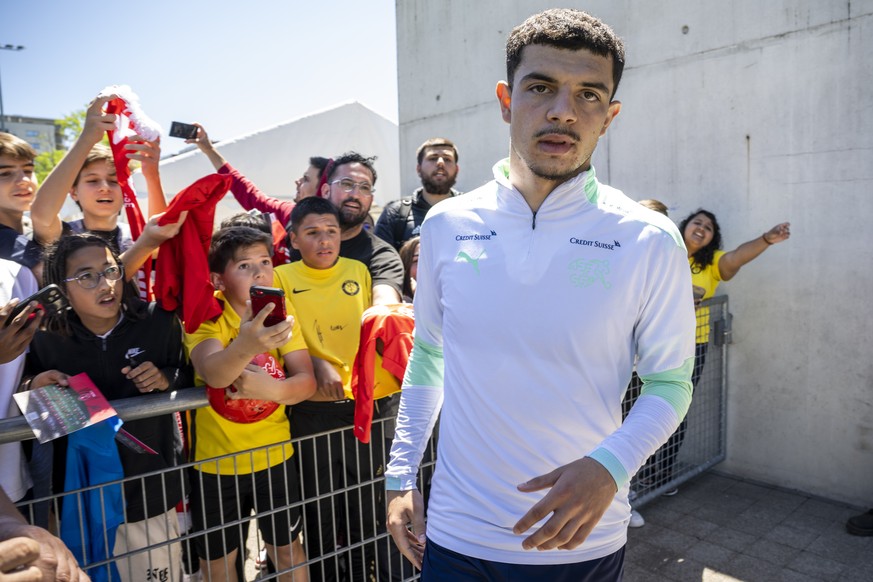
[0, 0, 398, 154]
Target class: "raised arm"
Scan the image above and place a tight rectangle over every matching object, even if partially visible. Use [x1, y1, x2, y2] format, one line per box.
[187, 123, 227, 171]
[125, 135, 166, 216]
[187, 123, 294, 223]
[31, 95, 116, 244]
[119, 211, 187, 279]
[718, 222, 791, 281]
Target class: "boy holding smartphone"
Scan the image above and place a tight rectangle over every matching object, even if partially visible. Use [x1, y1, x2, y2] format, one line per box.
[184, 226, 315, 582]
[273, 197, 391, 581]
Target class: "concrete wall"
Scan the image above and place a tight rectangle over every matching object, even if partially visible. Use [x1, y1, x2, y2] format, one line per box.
[397, 0, 873, 506]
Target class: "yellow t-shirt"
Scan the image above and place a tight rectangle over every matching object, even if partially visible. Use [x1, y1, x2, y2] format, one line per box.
[183, 291, 308, 474]
[274, 258, 372, 400]
[690, 249, 725, 344]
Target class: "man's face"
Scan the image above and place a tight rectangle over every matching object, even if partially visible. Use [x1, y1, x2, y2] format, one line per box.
[0, 155, 37, 216]
[295, 164, 321, 201]
[417, 146, 458, 195]
[497, 44, 621, 183]
[323, 162, 374, 230]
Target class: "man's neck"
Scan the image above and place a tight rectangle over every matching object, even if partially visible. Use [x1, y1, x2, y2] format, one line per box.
[341, 224, 363, 241]
[420, 189, 452, 207]
[0, 209, 24, 233]
[508, 153, 588, 213]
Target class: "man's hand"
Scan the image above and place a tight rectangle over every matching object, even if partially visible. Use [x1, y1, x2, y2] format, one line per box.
[121, 362, 169, 393]
[309, 357, 346, 401]
[513, 457, 617, 551]
[186, 123, 212, 152]
[0, 528, 89, 582]
[0, 301, 41, 365]
[385, 489, 427, 570]
[0, 536, 41, 580]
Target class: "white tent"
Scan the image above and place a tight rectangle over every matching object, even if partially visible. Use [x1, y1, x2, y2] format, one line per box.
[133, 101, 400, 223]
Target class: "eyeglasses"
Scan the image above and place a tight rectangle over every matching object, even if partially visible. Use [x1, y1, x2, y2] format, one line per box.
[330, 179, 375, 197]
[63, 265, 125, 289]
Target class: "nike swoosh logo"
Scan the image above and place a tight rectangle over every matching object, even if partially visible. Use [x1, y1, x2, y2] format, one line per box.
[292, 288, 311, 294]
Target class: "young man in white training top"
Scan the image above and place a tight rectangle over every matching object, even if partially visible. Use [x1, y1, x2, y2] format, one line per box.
[384, 8, 696, 581]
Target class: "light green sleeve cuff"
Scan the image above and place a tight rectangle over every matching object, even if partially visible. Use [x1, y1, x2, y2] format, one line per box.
[587, 448, 627, 489]
[638, 357, 695, 418]
[403, 335, 444, 387]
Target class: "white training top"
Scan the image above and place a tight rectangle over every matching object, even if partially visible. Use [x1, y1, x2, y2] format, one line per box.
[386, 161, 696, 565]
[0, 258, 37, 501]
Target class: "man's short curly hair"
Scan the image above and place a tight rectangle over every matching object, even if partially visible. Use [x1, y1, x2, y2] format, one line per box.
[325, 152, 378, 186]
[506, 8, 625, 98]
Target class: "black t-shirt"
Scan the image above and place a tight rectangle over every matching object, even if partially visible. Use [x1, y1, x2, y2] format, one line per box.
[289, 228, 404, 296]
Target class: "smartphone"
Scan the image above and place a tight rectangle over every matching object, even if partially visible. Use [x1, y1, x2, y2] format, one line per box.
[168, 121, 199, 140]
[4, 284, 68, 328]
[250, 286, 287, 327]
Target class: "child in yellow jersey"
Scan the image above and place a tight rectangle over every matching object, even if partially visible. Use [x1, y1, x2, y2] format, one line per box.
[184, 226, 315, 582]
[274, 197, 394, 581]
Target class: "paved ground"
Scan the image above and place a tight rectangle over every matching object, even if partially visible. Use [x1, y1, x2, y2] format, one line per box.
[624, 472, 872, 581]
[238, 470, 871, 581]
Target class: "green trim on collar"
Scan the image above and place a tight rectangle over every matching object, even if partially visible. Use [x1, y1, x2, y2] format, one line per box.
[583, 167, 599, 204]
[497, 158, 511, 180]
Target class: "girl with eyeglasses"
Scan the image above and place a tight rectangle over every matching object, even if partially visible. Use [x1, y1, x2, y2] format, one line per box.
[23, 234, 191, 581]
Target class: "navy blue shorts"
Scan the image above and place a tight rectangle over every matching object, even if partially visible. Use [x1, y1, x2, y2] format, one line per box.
[421, 539, 624, 582]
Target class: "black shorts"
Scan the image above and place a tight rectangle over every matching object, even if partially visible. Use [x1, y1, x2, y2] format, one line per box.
[190, 459, 303, 560]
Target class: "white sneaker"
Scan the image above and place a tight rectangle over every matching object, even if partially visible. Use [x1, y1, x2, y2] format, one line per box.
[629, 509, 645, 528]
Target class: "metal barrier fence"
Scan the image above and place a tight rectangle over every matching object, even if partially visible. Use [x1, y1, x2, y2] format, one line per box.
[0, 297, 728, 580]
[626, 295, 731, 508]
[3, 395, 433, 582]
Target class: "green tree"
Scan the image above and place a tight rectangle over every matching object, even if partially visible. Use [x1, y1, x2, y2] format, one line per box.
[33, 149, 65, 183]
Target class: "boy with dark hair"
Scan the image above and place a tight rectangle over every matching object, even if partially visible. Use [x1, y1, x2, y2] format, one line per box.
[386, 8, 695, 581]
[185, 226, 315, 582]
[273, 196, 381, 580]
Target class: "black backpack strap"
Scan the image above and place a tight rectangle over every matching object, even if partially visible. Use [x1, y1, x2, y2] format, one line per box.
[393, 198, 413, 246]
